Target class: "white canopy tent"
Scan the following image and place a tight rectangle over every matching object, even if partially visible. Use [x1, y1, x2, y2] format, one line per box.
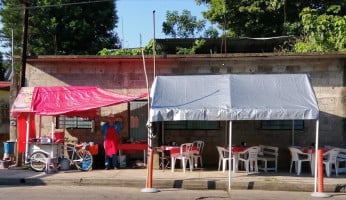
[148, 74, 320, 192]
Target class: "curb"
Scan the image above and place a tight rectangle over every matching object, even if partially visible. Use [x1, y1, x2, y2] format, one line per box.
[1, 177, 343, 193]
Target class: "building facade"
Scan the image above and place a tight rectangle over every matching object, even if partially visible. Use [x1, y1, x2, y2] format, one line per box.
[0, 82, 10, 157]
[23, 53, 346, 169]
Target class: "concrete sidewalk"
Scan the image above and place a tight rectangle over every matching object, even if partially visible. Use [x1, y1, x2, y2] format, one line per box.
[1, 166, 346, 193]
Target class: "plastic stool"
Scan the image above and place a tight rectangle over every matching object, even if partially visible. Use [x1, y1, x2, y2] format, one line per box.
[45, 157, 58, 174]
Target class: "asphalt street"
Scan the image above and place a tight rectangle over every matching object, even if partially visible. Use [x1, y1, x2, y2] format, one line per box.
[1, 185, 346, 200]
[1, 167, 346, 193]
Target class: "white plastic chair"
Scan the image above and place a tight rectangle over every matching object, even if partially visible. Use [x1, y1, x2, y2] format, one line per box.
[258, 145, 279, 172]
[238, 146, 260, 173]
[288, 147, 312, 176]
[323, 148, 340, 177]
[192, 140, 204, 168]
[171, 143, 193, 172]
[216, 146, 233, 172]
[336, 148, 346, 174]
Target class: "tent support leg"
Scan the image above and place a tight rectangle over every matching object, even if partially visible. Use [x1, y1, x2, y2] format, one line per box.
[24, 114, 30, 164]
[291, 120, 295, 146]
[228, 121, 232, 192]
[310, 120, 331, 197]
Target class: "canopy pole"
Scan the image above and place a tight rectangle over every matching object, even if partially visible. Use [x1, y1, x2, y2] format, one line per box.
[161, 122, 165, 145]
[311, 120, 331, 197]
[313, 120, 319, 192]
[39, 116, 42, 137]
[24, 114, 30, 164]
[51, 117, 55, 158]
[141, 48, 159, 193]
[228, 121, 232, 192]
[291, 120, 295, 146]
[225, 121, 228, 146]
[152, 10, 156, 78]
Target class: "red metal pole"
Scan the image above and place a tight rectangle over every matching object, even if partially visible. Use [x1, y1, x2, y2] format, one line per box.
[147, 148, 154, 188]
[317, 149, 324, 192]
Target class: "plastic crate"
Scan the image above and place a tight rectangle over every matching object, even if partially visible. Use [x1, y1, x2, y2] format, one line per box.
[88, 144, 98, 155]
[53, 132, 65, 143]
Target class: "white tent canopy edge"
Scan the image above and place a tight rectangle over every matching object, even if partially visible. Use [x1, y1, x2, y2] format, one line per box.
[148, 74, 320, 192]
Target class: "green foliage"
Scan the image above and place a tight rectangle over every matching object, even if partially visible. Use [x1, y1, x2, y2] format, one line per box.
[197, 0, 293, 37]
[203, 27, 219, 38]
[196, 0, 346, 37]
[0, 1, 23, 57]
[176, 39, 206, 54]
[294, 7, 346, 52]
[0, 0, 120, 55]
[98, 48, 141, 56]
[98, 39, 161, 56]
[162, 10, 206, 38]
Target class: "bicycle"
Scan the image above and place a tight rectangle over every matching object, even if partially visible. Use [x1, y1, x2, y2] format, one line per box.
[29, 139, 93, 172]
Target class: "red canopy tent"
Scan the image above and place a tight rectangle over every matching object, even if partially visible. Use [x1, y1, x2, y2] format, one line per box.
[11, 86, 147, 117]
[10, 86, 147, 153]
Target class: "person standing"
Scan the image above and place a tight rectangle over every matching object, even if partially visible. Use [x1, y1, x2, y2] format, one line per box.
[101, 115, 122, 170]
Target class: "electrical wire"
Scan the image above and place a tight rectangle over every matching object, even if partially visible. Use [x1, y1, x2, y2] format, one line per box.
[1, 0, 114, 11]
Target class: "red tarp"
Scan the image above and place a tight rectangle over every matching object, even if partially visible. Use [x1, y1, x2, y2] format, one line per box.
[11, 86, 147, 117]
[10, 86, 147, 153]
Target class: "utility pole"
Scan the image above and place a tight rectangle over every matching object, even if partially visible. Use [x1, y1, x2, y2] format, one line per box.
[21, 1, 29, 87]
[11, 0, 30, 167]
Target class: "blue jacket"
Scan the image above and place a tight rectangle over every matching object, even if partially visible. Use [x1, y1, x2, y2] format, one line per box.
[101, 122, 122, 139]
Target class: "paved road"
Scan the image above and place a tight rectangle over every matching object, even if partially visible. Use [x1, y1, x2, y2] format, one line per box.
[1, 185, 346, 200]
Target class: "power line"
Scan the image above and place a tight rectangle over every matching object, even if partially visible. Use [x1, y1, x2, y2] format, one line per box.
[1, 0, 114, 11]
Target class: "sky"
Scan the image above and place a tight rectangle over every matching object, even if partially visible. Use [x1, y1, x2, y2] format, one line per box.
[116, 0, 209, 48]
[0, 0, 209, 57]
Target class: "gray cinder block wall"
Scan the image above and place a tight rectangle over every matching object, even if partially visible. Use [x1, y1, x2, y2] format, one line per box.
[25, 53, 346, 169]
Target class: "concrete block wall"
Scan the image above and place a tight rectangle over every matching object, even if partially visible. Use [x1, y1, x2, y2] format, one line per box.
[25, 54, 345, 170]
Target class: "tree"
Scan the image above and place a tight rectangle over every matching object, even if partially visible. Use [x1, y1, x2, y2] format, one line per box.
[176, 39, 206, 54]
[294, 6, 346, 52]
[203, 26, 219, 38]
[0, 0, 120, 55]
[98, 39, 159, 56]
[195, 0, 346, 37]
[162, 10, 206, 38]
